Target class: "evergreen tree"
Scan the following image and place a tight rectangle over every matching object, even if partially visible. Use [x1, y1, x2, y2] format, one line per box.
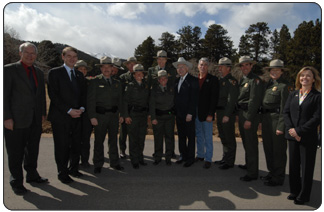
[158, 32, 178, 62]
[278, 24, 291, 63]
[177, 25, 202, 59]
[134, 36, 156, 70]
[269, 29, 280, 59]
[238, 35, 251, 56]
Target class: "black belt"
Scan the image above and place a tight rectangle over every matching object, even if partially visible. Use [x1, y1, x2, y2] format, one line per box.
[260, 107, 280, 114]
[129, 105, 148, 113]
[96, 106, 118, 114]
[156, 108, 174, 116]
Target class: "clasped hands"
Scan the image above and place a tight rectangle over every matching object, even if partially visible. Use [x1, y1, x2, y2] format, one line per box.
[289, 128, 301, 142]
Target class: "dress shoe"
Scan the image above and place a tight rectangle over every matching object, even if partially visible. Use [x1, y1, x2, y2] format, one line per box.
[219, 164, 233, 170]
[203, 161, 211, 169]
[195, 157, 204, 162]
[132, 164, 140, 169]
[69, 171, 83, 178]
[111, 165, 124, 171]
[27, 176, 49, 184]
[183, 161, 194, 167]
[264, 180, 283, 187]
[139, 161, 147, 166]
[287, 194, 297, 200]
[176, 159, 184, 164]
[238, 164, 247, 169]
[260, 175, 272, 181]
[58, 175, 74, 184]
[12, 185, 29, 195]
[214, 160, 225, 165]
[294, 198, 308, 205]
[153, 160, 161, 165]
[120, 152, 126, 159]
[166, 160, 172, 166]
[240, 175, 257, 182]
[94, 167, 102, 174]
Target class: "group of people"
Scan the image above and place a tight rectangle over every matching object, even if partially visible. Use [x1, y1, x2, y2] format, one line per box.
[4, 42, 321, 206]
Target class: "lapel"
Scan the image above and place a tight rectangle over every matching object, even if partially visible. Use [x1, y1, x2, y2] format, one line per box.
[200, 74, 211, 91]
[60, 66, 75, 91]
[16, 62, 33, 92]
[300, 89, 314, 107]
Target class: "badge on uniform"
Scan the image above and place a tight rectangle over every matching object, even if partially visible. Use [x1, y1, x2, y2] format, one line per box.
[244, 83, 249, 88]
[272, 86, 278, 91]
[99, 85, 104, 88]
[222, 82, 225, 86]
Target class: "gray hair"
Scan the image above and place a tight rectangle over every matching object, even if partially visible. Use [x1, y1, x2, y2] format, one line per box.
[19, 42, 38, 54]
[199, 57, 209, 65]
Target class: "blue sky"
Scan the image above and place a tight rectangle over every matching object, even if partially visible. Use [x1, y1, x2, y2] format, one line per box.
[3, 2, 322, 59]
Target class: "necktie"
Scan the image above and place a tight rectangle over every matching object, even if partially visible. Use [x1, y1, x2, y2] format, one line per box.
[70, 69, 79, 94]
[178, 77, 183, 92]
[28, 67, 37, 94]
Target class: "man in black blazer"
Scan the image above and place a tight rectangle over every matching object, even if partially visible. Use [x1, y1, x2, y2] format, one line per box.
[195, 58, 219, 169]
[4, 42, 48, 195]
[47, 46, 86, 184]
[173, 57, 199, 167]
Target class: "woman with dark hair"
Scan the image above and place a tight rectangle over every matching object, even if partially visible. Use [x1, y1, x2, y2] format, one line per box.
[283, 66, 321, 205]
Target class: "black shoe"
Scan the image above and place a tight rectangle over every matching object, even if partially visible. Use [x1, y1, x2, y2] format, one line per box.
[264, 180, 283, 187]
[203, 161, 211, 169]
[80, 162, 90, 168]
[132, 164, 139, 169]
[58, 175, 74, 184]
[69, 171, 83, 178]
[287, 194, 297, 200]
[294, 198, 308, 205]
[120, 153, 126, 159]
[176, 159, 184, 164]
[171, 152, 177, 159]
[238, 164, 247, 169]
[219, 164, 233, 170]
[27, 176, 49, 184]
[214, 160, 225, 165]
[183, 161, 194, 167]
[94, 167, 102, 174]
[240, 175, 257, 182]
[166, 160, 172, 166]
[195, 157, 204, 162]
[153, 160, 161, 165]
[111, 165, 124, 171]
[260, 175, 272, 181]
[12, 185, 29, 195]
[139, 161, 147, 166]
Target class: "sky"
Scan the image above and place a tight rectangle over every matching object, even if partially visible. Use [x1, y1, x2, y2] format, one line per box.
[2, 1, 322, 59]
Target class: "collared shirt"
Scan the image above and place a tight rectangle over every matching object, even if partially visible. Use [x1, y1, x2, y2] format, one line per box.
[64, 63, 75, 81]
[198, 74, 207, 89]
[21, 61, 38, 87]
[178, 73, 188, 92]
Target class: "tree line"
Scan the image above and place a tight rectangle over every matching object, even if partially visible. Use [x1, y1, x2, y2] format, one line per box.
[4, 19, 321, 84]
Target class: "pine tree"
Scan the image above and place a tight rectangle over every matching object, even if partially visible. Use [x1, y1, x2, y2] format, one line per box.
[134, 36, 156, 70]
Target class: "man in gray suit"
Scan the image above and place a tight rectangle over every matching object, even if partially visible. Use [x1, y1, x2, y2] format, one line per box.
[4, 42, 48, 195]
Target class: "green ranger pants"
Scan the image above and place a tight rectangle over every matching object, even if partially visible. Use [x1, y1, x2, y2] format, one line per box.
[93, 112, 120, 168]
[127, 111, 148, 165]
[152, 114, 175, 161]
[216, 110, 237, 166]
[238, 110, 260, 178]
[261, 112, 287, 184]
[119, 122, 128, 153]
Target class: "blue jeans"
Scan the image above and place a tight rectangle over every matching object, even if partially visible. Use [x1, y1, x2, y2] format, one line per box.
[195, 118, 213, 162]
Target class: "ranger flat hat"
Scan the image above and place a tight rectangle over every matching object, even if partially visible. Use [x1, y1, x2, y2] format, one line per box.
[157, 70, 168, 78]
[123, 56, 138, 66]
[154, 50, 170, 59]
[215, 57, 232, 67]
[95, 56, 113, 66]
[236, 56, 256, 67]
[172, 57, 193, 69]
[75, 60, 91, 70]
[263, 59, 289, 71]
[112, 57, 125, 70]
[133, 64, 147, 72]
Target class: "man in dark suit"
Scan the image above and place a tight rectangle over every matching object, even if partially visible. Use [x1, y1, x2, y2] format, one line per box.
[47, 46, 86, 184]
[4, 42, 48, 195]
[173, 57, 199, 167]
[195, 58, 219, 169]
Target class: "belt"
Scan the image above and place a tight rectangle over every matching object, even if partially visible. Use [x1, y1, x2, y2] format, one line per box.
[155, 108, 174, 116]
[129, 105, 148, 113]
[260, 107, 280, 114]
[96, 106, 118, 114]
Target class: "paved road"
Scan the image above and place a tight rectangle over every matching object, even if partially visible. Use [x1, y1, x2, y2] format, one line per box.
[2, 135, 322, 210]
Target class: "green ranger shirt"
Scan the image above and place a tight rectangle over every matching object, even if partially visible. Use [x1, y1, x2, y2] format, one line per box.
[87, 74, 123, 119]
[262, 76, 289, 131]
[149, 82, 175, 120]
[123, 80, 150, 118]
[147, 65, 177, 89]
[119, 70, 134, 90]
[237, 71, 263, 121]
[217, 73, 239, 117]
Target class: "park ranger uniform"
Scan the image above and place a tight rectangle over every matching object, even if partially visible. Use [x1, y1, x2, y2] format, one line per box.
[216, 72, 239, 168]
[87, 73, 123, 170]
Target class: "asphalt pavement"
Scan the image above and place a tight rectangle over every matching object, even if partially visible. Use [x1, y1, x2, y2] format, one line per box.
[2, 134, 322, 210]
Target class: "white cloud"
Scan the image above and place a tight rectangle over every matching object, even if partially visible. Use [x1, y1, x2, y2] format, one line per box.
[107, 3, 147, 19]
[165, 3, 230, 17]
[203, 20, 216, 28]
